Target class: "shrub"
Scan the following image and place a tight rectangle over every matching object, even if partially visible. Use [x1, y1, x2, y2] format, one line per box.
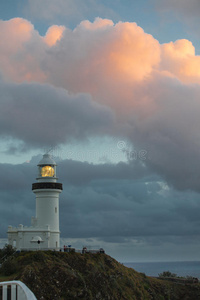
[1, 244, 15, 259]
[158, 271, 177, 278]
[0, 258, 18, 276]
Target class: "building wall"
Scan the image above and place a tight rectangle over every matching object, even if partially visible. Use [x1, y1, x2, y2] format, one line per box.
[7, 226, 60, 250]
[34, 189, 61, 231]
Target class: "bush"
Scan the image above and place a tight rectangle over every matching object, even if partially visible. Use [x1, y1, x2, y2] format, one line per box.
[0, 258, 18, 276]
[158, 271, 177, 278]
[2, 244, 15, 257]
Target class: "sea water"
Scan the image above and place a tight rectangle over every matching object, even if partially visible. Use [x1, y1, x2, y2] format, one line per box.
[123, 261, 200, 278]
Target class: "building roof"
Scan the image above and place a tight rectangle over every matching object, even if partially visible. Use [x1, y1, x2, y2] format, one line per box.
[38, 154, 56, 166]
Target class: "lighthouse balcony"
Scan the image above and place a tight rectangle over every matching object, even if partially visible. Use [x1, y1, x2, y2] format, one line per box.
[32, 182, 63, 190]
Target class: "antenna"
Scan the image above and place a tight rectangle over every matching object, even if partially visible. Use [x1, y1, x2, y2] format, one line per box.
[43, 147, 53, 155]
[47, 147, 53, 154]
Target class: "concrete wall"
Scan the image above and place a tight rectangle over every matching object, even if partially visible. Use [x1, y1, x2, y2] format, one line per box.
[7, 226, 60, 250]
[34, 189, 61, 232]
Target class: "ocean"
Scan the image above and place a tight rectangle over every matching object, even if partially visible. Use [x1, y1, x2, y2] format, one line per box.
[123, 261, 200, 278]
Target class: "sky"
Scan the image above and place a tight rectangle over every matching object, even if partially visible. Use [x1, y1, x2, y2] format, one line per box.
[1, 0, 200, 263]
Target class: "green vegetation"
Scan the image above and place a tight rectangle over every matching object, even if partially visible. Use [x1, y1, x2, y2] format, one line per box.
[0, 244, 16, 260]
[0, 250, 199, 299]
[159, 271, 177, 278]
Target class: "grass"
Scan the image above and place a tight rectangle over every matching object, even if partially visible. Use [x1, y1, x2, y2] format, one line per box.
[0, 250, 199, 300]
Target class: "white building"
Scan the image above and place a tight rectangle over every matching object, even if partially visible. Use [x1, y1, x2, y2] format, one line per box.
[7, 154, 63, 250]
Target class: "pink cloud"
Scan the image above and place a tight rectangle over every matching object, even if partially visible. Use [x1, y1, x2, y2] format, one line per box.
[2, 17, 200, 91]
[1, 17, 200, 118]
[44, 25, 66, 46]
[79, 18, 114, 30]
[40, 18, 160, 114]
[2, 17, 200, 118]
[0, 18, 160, 92]
[160, 39, 200, 84]
[0, 18, 46, 83]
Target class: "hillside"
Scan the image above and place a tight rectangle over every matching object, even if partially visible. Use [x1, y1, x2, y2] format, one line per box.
[0, 250, 200, 300]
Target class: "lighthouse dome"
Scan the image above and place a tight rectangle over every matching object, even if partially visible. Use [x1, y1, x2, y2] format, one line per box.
[38, 153, 56, 166]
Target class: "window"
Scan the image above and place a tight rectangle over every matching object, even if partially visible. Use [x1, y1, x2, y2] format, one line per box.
[41, 166, 55, 177]
[55, 207, 57, 213]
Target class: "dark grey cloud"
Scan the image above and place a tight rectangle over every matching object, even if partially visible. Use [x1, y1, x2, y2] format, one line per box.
[126, 75, 200, 192]
[0, 79, 114, 149]
[0, 162, 35, 191]
[1, 157, 200, 252]
[58, 158, 151, 185]
[2, 72, 200, 196]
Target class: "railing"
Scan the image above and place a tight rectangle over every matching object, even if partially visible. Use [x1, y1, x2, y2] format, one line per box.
[64, 248, 105, 254]
[19, 248, 105, 254]
[0, 281, 37, 300]
[20, 248, 61, 251]
[32, 182, 63, 190]
[156, 276, 199, 285]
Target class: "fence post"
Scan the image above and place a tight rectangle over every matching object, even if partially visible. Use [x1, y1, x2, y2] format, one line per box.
[11, 285, 16, 300]
[2, 285, 7, 300]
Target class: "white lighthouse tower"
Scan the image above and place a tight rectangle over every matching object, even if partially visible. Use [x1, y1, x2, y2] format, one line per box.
[7, 154, 63, 250]
[32, 154, 63, 249]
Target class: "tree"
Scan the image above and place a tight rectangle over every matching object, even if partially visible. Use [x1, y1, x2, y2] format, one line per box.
[158, 271, 177, 278]
[0, 244, 16, 261]
[0, 257, 18, 276]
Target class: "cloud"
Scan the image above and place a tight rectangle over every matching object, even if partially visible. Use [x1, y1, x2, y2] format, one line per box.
[44, 25, 65, 46]
[126, 72, 200, 191]
[1, 157, 200, 259]
[0, 79, 114, 148]
[155, 0, 200, 18]
[1, 17, 200, 192]
[0, 17, 161, 111]
[154, 0, 200, 37]
[26, 0, 116, 23]
[160, 39, 200, 83]
[42, 18, 161, 113]
[0, 18, 46, 83]
[58, 158, 151, 185]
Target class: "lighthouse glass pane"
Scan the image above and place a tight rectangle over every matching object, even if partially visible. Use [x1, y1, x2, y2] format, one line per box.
[41, 166, 55, 177]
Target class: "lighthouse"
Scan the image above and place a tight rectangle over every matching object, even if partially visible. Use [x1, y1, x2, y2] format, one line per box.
[7, 154, 63, 250]
[32, 154, 63, 249]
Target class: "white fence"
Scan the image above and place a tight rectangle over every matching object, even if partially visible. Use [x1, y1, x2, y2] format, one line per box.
[0, 281, 37, 300]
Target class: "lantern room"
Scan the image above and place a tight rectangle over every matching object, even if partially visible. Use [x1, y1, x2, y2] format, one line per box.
[37, 153, 57, 182]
